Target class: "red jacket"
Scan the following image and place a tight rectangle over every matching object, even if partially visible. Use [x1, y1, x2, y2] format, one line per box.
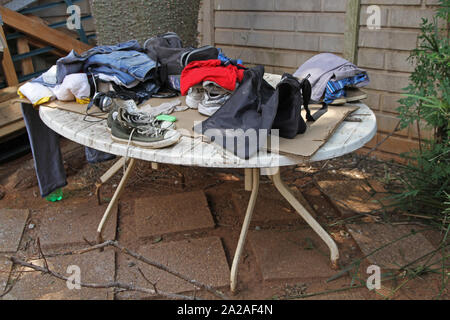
[180, 59, 245, 95]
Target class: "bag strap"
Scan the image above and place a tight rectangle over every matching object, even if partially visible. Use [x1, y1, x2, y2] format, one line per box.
[222, 59, 247, 70]
[300, 74, 328, 122]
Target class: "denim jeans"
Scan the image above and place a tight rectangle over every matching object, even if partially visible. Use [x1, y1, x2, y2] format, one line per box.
[85, 50, 157, 82]
[56, 40, 142, 83]
[90, 65, 139, 87]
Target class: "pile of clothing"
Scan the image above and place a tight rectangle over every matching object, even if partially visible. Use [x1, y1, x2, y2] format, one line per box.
[18, 32, 370, 199]
[18, 33, 244, 151]
[18, 32, 243, 199]
[294, 53, 369, 105]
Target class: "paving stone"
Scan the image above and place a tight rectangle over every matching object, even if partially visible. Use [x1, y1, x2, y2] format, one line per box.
[117, 237, 229, 297]
[249, 229, 336, 281]
[134, 191, 215, 239]
[0, 256, 12, 293]
[2, 249, 115, 300]
[316, 173, 384, 216]
[303, 291, 367, 300]
[290, 274, 370, 300]
[36, 200, 117, 249]
[0, 209, 29, 253]
[347, 224, 440, 270]
[231, 184, 311, 225]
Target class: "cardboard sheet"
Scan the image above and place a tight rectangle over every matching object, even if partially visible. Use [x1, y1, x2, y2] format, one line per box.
[271, 105, 359, 159]
[173, 104, 359, 159]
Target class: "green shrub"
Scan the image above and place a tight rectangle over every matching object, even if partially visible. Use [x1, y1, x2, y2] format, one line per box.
[394, 0, 450, 226]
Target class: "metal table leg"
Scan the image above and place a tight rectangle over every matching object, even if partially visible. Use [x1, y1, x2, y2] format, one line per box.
[230, 168, 260, 294]
[96, 158, 137, 244]
[230, 167, 340, 294]
[270, 169, 340, 268]
[95, 157, 128, 205]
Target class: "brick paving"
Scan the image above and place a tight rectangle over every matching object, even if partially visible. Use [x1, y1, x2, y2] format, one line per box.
[316, 174, 384, 216]
[0, 169, 444, 300]
[36, 200, 117, 249]
[249, 228, 337, 281]
[0, 209, 29, 253]
[0, 256, 12, 293]
[347, 223, 440, 269]
[134, 191, 215, 240]
[2, 249, 115, 300]
[116, 237, 229, 298]
[231, 192, 299, 225]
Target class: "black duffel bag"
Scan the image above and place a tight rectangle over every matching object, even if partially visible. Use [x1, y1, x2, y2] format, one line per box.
[194, 66, 324, 159]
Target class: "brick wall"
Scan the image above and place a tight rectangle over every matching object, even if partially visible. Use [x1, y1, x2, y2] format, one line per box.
[212, 0, 347, 75]
[198, 0, 444, 161]
[357, 0, 439, 159]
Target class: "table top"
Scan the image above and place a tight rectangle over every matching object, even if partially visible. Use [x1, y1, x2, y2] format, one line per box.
[39, 100, 376, 168]
[39, 73, 376, 168]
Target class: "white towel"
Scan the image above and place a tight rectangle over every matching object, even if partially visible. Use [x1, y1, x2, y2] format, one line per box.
[18, 82, 55, 106]
[52, 73, 91, 104]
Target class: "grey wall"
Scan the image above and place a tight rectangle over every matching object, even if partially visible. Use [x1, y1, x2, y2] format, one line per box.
[90, 0, 201, 46]
[212, 0, 347, 75]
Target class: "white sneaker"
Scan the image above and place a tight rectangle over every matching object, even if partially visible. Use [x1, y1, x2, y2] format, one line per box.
[198, 81, 234, 116]
[185, 87, 204, 109]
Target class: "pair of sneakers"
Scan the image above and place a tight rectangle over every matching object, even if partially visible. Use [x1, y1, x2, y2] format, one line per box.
[108, 99, 181, 149]
[185, 81, 234, 116]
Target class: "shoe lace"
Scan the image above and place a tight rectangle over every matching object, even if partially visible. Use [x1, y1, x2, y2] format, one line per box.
[136, 122, 164, 137]
[118, 107, 155, 128]
[117, 107, 167, 138]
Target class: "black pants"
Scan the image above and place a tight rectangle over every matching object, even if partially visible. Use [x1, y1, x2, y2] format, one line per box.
[21, 103, 115, 197]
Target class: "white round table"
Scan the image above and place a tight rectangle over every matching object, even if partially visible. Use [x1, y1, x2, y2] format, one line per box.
[39, 102, 376, 167]
[39, 87, 377, 294]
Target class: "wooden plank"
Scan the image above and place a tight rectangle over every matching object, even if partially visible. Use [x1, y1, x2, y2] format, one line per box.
[0, 6, 93, 54]
[0, 25, 19, 86]
[199, 0, 215, 46]
[0, 86, 19, 103]
[0, 99, 22, 127]
[16, 38, 34, 75]
[4, 0, 39, 12]
[0, 119, 25, 140]
[23, 16, 70, 57]
[344, 0, 361, 64]
[26, 37, 67, 58]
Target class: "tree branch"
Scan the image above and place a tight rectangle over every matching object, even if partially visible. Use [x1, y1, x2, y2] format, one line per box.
[9, 256, 196, 300]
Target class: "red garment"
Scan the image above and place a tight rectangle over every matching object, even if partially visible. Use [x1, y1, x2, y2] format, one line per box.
[180, 59, 245, 96]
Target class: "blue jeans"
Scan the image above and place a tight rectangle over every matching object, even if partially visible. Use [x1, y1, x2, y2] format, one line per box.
[56, 40, 143, 83]
[90, 65, 138, 87]
[85, 50, 157, 82]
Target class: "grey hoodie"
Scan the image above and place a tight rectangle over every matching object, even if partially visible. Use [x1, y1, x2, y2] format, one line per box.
[294, 53, 369, 102]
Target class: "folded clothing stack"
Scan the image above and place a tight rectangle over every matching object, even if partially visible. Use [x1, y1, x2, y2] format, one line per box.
[294, 53, 370, 105]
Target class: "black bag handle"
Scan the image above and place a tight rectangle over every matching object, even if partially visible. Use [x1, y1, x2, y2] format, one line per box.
[300, 74, 328, 122]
